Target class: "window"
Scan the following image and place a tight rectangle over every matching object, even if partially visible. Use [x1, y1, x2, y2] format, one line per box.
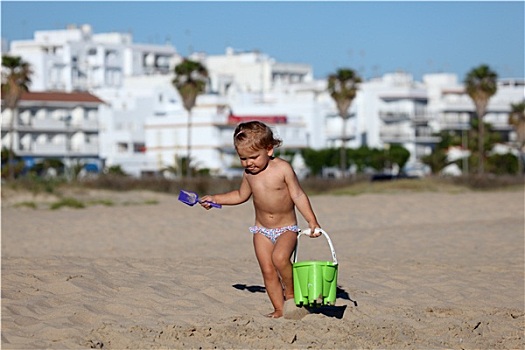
[133, 143, 146, 153]
[117, 142, 128, 152]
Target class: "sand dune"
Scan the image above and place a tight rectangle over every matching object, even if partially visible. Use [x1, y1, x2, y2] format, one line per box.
[1, 188, 524, 349]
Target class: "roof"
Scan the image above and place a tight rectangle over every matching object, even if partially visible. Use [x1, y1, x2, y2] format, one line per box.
[378, 91, 428, 101]
[17, 91, 106, 104]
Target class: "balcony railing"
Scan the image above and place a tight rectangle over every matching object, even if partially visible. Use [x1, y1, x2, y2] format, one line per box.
[72, 120, 99, 131]
[32, 142, 68, 155]
[411, 113, 432, 125]
[379, 129, 413, 143]
[379, 111, 410, 123]
[16, 142, 99, 156]
[71, 144, 99, 154]
[325, 128, 356, 142]
[414, 134, 441, 143]
[412, 126, 441, 144]
[32, 119, 67, 130]
[11, 119, 99, 132]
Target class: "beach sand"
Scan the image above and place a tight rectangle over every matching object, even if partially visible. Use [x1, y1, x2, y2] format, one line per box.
[1, 187, 524, 349]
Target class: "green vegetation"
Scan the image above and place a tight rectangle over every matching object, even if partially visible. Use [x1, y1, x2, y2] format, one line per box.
[300, 145, 410, 176]
[464, 64, 498, 174]
[329, 178, 471, 196]
[422, 118, 519, 175]
[3, 175, 522, 212]
[2, 55, 32, 180]
[50, 197, 85, 210]
[87, 199, 115, 207]
[14, 201, 37, 209]
[327, 68, 362, 173]
[173, 59, 208, 178]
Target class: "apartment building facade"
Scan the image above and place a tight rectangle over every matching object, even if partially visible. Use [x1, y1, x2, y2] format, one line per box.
[6, 24, 181, 176]
[1, 91, 107, 172]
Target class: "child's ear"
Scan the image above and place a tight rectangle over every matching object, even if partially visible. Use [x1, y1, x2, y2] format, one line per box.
[267, 147, 274, 157]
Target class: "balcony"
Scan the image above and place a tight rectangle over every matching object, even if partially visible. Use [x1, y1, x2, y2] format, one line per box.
[16, 141, 99, 157]
[379, 111, 410, 123]
[72, 120, 99, 132]
[28, 119, 67, 131]
[15, 119, 99, 133]
[31, 142, 68, 156]
[325, 127, 356, 142]
[441, 99, 475, 112]
[326, 133, 356, 143]
[414, 127, 441, 144]
[71, 143, 99, 155]
[379, 128, 413, 143]
[411, 113, 433, 126]
[414, 134, 441, 144]
[439, 113, 471, 131]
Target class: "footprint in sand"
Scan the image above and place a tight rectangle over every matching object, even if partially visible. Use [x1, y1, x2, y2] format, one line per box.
[283, 299, 310, 320]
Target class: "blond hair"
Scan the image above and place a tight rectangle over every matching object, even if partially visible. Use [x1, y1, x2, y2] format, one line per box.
[233, 121, 282, 151]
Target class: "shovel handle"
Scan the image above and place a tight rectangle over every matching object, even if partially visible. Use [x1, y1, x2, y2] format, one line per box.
[201, 200, 222, 209]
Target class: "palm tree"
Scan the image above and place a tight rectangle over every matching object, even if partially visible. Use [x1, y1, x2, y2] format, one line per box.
[508, 101, 525, 175]
[327, 68, 362, 176]
[1, 55, 32, 180]
[172, 59, 208, 178]
[464, 64, 498, 175]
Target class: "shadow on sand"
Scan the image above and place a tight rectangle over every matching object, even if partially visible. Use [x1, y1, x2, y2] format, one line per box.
[232, 284, 357, 319]
[232, 283, 266, 293]
[306, 286, 357, 319]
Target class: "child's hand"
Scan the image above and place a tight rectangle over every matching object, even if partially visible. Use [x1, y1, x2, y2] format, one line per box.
[309, 225, 322, 238]
[199, 195, 216, 210]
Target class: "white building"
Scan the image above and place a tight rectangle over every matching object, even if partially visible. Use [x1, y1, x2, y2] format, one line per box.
[425, 73, 524, 136]
[7, 24, 181, 176]
[9, 24, 179, 91]
[350, 72, 440, 164]
[144, 48, 336, 177]
[4, 25, 524, 177]
[1, 91, 107, 172]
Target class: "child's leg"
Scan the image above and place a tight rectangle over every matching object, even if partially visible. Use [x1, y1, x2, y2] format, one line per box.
[253, 233, 286, 317]
[273, 231, 310, 320]
[272, 231, 298, 301]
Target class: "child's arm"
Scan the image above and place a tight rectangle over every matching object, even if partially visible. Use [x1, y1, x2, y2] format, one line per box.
[200, 175, 252, 209]
[283, 163, 321, 235]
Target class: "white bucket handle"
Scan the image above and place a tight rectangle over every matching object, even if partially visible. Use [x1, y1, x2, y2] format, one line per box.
[293, 228, 338, 265]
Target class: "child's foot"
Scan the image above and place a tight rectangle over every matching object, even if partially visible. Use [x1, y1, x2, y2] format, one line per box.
[265, 310, 283, 318]
[283, 299, 310, 320]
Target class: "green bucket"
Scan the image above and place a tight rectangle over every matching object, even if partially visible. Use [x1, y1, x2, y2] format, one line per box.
[292, 229, 338, 306]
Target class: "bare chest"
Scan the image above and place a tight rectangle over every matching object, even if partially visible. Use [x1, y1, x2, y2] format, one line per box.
[246, 171, 287, 197]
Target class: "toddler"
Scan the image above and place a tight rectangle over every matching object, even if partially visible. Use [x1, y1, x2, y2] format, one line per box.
[200, 121, 321, 318]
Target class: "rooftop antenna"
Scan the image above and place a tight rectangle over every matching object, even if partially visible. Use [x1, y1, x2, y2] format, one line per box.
[185, 29, 193, 55]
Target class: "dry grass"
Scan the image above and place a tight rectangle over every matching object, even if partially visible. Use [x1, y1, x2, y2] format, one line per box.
[328, 178, 470, 196]
[2, 175, 523, 206]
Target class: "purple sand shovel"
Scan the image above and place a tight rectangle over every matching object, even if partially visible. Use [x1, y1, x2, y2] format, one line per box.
[178, 190, 222, 208]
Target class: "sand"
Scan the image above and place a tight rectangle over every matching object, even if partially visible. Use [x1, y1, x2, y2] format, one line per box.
[1, 186, 524, 349]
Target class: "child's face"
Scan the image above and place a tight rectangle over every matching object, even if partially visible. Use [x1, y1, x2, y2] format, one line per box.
[236, 146, 273, 175]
